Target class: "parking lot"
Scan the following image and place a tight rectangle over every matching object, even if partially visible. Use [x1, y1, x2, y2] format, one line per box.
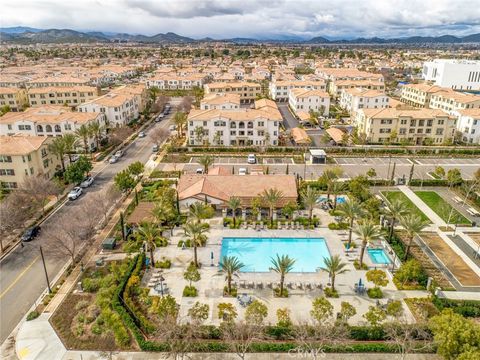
[416, 158, 480, 166]
[334, 157, 413, 165]
[190, 156, 294, 165]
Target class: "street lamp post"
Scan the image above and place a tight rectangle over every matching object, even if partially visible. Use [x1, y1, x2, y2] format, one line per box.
[40, 246, 52, 294]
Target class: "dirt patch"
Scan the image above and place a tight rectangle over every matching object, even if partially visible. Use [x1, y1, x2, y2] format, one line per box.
[421, 233, 480, 287]
[465, 233, 480, 246]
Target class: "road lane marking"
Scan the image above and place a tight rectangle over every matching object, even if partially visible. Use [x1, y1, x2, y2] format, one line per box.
[0, 255, 40, 299]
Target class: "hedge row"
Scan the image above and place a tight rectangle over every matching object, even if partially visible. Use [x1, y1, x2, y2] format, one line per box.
[432, 296, 480, 318]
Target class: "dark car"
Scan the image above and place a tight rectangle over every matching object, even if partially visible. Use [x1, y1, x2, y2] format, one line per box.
[21, 226, 41, 242]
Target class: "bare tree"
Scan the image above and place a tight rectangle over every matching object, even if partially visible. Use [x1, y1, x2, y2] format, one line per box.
[0, 192, 33, 252]
[294, 322, 349, 360]
[150, 127, 169, 146]
[109, 127, 134, 146]
[178, 96, 194, 113]
[221, 321, 263, 360]
[156, 317, 199, 360]
[19, 176, 61, 215]
[384, 321, 433, 360]
[151, 95, 170, 114]
[96, 185, 121, 226]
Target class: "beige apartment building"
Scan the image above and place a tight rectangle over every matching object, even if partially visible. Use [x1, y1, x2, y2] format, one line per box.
[27, 86, 99, 108]
[0, 87, 28, 112]
[400, 83, 443, 107]
[204, 82, 262, 104]
[429, 90, 480, 113]
[355, 108, 456, 144]
[0, 135, 62, 189]
[329, 79, 385, 97]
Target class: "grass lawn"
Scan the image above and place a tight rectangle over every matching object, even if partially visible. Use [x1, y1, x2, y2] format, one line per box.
[414, 191, 471, 225]
[381, 191, 431, 223]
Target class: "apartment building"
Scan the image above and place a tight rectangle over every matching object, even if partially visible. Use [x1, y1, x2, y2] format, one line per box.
[429, 90, 480, 113]
[355, 108, 456, 144]
[27, 86, 99, 108]
[0, 87, 28, 112]
[27, 76, 91, 88]
[423, 59, 480, 90]
[400, 83, 444, 108]
[187, 99, 281, 146]
[145, 73, 205, 90]
[200, 93, 241, 110]
[288, 89, 330, 116]
[78, 86, 142, 127]
[269, 80, 327, 101]
[339, 88, 389, 115]
[453, 109, 480, 144]
[204, 82, 261, 104]
[0, 134, 62, 189]
[329, 79, 385, 97]
[0, 106, 105, 150]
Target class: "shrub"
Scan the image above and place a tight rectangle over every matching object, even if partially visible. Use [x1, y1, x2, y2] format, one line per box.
[432, 296, 480, 318]
[393, 259, 428, 289]
[183, 285, 198, 297]
[328, 222, 349, 230]
[223, 286, 237, 297]
[265, 326, 293, 340]
[350, 326, 386, 341]
[75, 300, 90, 311]
[81, 278, 100, 292]
[353, 259, 368, 270]
[155, 258, 172, 269]
[26, 311, 40, 321]
[367, 287, 383, 299]
[273, 287, 289, 298]
[324, 287, 339, 298]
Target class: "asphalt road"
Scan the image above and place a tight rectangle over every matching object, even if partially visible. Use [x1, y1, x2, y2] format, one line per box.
[0, 114, 173, 344]
[277, 103, 298, 130]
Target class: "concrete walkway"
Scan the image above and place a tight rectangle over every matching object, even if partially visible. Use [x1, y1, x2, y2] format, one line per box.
[397, 186, 446, 226]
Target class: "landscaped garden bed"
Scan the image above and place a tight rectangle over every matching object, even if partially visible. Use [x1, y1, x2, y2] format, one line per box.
[414, 191, 471, 225]
[381, 191, 430, 223]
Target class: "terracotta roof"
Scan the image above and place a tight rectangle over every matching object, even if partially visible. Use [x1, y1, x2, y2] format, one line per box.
[0, 105, 100, 125]
[457, 108, 480, 117]
[28, 86, 97, 94]
[127, 202, 155, 224]
[290, 88, 329, 98]
[326, 128, 345, 143]
[343, 88, 386, 97]
[188, 107, 281, 121]
[291, 127, 311, 144]
[360, 107, 452, 119]
[202, 93, 241, 105]
[0, 135, 48, 155]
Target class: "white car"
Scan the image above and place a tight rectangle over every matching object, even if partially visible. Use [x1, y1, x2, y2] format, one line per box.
[238, 168, 247, 176]
[80, 176, 94, 188]
[138, 131, 146, 138]
[169, 125, 176, 132]
[196, 168, 204, 174]
[247, 154, 256, 164]
[109, 155, 118, 164]
[68, 187, 83, 200]
[115, 150, 124, 158]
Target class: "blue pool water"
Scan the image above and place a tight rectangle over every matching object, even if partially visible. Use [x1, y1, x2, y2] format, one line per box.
[367, 248, 391, 264]
[317, 196, 346, 204]
[220, 237, 331, 272]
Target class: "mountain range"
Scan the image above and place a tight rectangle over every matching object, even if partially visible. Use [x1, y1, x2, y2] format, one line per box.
[1, 27, 480, 44]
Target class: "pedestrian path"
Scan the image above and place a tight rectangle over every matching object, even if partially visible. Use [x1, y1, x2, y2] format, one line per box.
[397, 186, 446, 226]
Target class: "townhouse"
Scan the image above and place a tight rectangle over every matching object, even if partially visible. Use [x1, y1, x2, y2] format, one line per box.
[0, 106, 105, 150]
[27, 86, 99, 108]
[329, 79, 386, 98]
[453, 108, 480, 144]
[0, 134, 62, 188]
[145, 73, 205, 90]
[200, 93, 241, 110]
[187, 98, 281, 146]
[204, 82, 262, 104]
[0, 87, 28, 112]
[355, 108, 456, 144]
[27, 76, 91, 88]
[339, 88, 390, 115]
[288, 89, 330, 116]
[400, 83, 444, 108]
[269, 80, 327, 101]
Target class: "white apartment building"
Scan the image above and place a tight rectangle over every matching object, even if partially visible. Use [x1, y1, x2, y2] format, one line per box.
[339, 88, 390, 115]
[145, 73, 205, 90]
[400, 83, 444, 108]
[187, 99, 281, 146]
[200, 94, 241, 110]
[269, 80, 327, 101]
[453, 109, 480, 144]
[429, 90, 480, 113]
[423, 59, 480, 90]
[0, 106, 105, 150]
[355, 108, 456, 144]
[288, 89, 330, 116]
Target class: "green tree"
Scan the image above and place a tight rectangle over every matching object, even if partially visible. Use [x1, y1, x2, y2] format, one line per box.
[218, 255, 245, 295]
[447, 168, 463, 187]
[187, 302, 209, 324]
[353, 221, 383, 267]
[310, 296, 333, 325]
[62, 133, 77, 162]
[74, 124, 92, 154]
[399, 214, 429, 261]
[136, 222, 161, 266]
[331, 181, 347, 210]
[245, 300, 268, 325]
[156, 294, 179, 320]
[48, 136, 67, 172]
[322, 255, 349, 292]
[276, 308, 292, 328]
[282, 201, 297, 219]
[261, 188, 284, 226]
[114, 169, 135, 192]
[363, 306, 387, 327]
[64, 155, 92, 184]
[434, 166, 445, 179]
[127, 161, 144, 176]
[226, 196, 242, 227]
[394, 259, 427, 287]
[366, 168, 377, 179]
[270, 254, 296, 297]
[198, 155, 214, 174]
[174, 111, 187, 136]
[429, 309, 480, 360]
[184, 263, 201, 287]
[218, 303, 237, 322]
[183, 221, 209, 267]
[386, 300, 403, 318]
[339, 301, 356, 323]
[301, 186, 319, 226]
[319, 166, 343, 200]
[337, 199, 365, 248]
[366, 269, 388, 297]
[88, 120, 103, 150]
[148, 86, 160, 103]
[188, 202, 212, 223]
[384, 199, 408, 241]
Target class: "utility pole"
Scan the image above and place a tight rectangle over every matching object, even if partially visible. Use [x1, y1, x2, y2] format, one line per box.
[40, 246, 52, 294]
[408, 163, 415, 185]
[390, 162, 396, 184]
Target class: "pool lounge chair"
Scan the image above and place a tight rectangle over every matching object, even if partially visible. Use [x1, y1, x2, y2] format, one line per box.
[266, 282, 273, 289]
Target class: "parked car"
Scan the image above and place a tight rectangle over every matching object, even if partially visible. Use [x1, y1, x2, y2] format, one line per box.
[196, 168, 204, 174]
[138, 131, 146, 138]
[247, 154, 256, 164]
[80, 176, 94, 188]
[70, 154, 80, 162]
[152, 145, 159, 152]
[68, 187, 83, 200]
[21, 226, 41, 242]
[238, 168, 247, 176]
[115, 150, 124, 158]
[109, 155, 118, 164]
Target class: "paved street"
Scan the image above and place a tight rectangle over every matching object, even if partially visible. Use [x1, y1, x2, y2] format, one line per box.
[277, 103, 298, 130]
[0, 114, 173, 344]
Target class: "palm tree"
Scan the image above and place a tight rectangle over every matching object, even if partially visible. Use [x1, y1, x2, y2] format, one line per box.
[198, 155, 214, 174]
[322, 255, 349, 292]
[226, 196, 242, 227]
[74, 124, 91, 154]
[218, 256, 245, 295]
[153, 200, 175, 232]
[88, 121, 103, 150]
[301, 186, 320, 226]
[353, 221, 383, 267]
[136, 222, 162, 267]
[261, 188, 284, 226]
[62, 133, 77, 162]
[188, 202, 210, 224]
[174, 111, 187, 136]
[183, 221, 209, 267]
[384, 199, 408, 242]
[337, 199, 365, 248]
[320, 167, 343, 201]
[331, 181, 347, 210]
[270, 254, 296, 297]
[148, 86, 161, 103]
[400, 215, 429, 261]
[48, 137, 66, 171]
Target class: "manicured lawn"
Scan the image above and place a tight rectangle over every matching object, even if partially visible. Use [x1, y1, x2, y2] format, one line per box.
[414, 191, 471, 225]
[381, 191, 431, 223]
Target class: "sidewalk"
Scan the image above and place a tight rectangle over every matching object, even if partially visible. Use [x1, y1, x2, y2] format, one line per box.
[397, 186, 446, 226]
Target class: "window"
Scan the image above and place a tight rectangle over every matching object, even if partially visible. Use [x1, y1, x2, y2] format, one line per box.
[45, 125, 52, 132]
[54, 125, 61, 132]
[1, 156, 14, 164]
[18, 124, 32, 131]
[64, 123, 72, 130]
[399, 128, 406, 135]
[0, 169, 15, 176]
[41, 148, 47, 157]
[43, 159, 49, 168]
[436, 129, 444, 135]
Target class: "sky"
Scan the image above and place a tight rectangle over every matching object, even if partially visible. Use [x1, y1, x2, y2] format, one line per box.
[2, 0, 480, 39]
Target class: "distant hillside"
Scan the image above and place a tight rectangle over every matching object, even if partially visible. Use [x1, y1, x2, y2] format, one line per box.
[307, 33, 480, 44]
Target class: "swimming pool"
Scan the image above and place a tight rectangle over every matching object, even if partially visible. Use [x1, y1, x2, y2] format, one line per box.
[367, 248, 391, 264]
[220, 237, 331, 272]
[317, 196, 347, 204]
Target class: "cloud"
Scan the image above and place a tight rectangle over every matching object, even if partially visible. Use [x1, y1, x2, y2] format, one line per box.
[1, 0, 480, 39]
